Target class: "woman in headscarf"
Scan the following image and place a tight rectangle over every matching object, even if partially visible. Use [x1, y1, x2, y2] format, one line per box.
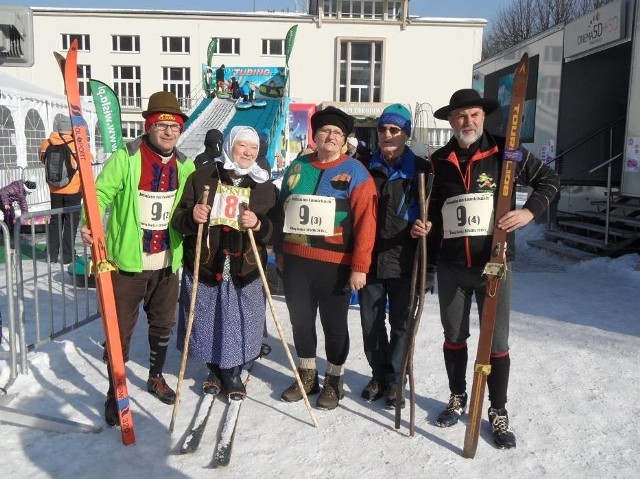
[172, 125, 278, 400]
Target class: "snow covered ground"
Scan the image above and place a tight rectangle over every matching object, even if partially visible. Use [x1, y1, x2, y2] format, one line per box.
[1, 225, 639, 478]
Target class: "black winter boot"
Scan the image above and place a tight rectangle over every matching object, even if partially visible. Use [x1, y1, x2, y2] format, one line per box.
[220, 366, 245, 401]
[104, 365, 119, 426]
[104, 393, 119, 427]
[435, 392, 468, 427]
[385, 387, 405, 410]
[203, 363, 222, 395]
[361, 377, 384, 402]
[488, 407, 517, 449]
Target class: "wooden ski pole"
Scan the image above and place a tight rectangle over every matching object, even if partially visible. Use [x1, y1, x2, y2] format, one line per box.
[395, 172, 434, 435]
[170, 185, 210, 432]
[244, 211, 318, 428]
[394, 229, 420, 430]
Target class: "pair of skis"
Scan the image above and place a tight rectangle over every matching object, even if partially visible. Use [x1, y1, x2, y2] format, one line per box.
[180, 345, 270, 468]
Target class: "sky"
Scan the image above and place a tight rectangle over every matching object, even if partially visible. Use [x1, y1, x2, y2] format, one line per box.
[6, 1, 511, 21]
[1, 225, 640, 478]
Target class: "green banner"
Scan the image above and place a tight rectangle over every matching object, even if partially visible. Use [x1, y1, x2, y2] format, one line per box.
[89, 79, 124, 154]
[285, 25, 298, 67]
[207, 37, 218, 68]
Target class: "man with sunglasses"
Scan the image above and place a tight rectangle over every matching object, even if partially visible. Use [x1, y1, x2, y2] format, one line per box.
[80, 91, 195, 427]
[358, 103, 432, 409]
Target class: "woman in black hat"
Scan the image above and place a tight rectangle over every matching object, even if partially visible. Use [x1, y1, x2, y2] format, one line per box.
[412, 88, 560, 449]
[274, 106, 377, 411]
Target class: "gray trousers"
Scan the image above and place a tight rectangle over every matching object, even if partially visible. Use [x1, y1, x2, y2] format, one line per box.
[436, 260, 511, 354]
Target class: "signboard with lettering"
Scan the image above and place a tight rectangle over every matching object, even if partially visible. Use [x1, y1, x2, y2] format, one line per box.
[564, 0, 625, 58]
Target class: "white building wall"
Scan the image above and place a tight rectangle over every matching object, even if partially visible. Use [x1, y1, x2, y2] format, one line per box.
[3, 8, 485, 128]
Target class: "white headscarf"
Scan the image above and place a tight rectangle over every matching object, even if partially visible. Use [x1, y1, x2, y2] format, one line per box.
[217, 126, 269, 183]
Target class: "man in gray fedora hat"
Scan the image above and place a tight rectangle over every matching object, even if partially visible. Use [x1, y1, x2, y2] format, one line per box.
[411, 88, 560, 449]
[80, 91, 195, 427]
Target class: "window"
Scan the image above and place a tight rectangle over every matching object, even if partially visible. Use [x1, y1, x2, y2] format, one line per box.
[322, 0, 338, 17]
[216, 38, 240, 55]
[113, 66, 142, 110]
[0, 106, 17, 169]
[25, 109, 45, 167]
[78, 64, 92, 96]
[341, 0, 362, 18]
[386, 1, 403, 19]
[93, 125, 104, 161]
[121, 121, 143, 140]
[332, 1, 393, 20]
[161, 36, 190, 54]
[262, 39, 284, 56]
[62, 33, 90, 51]
[162, 67, 191, 111]
[112, 35, 140, 53]
[338, 39, 383, 102]
[544, 45, 562, 63]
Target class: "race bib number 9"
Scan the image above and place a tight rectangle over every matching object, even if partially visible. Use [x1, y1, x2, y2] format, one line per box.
[283, 194, 336, 236]
[209, 183, 251, 230]
[139, 190, 175, 230]
[442, 193, 494, 238]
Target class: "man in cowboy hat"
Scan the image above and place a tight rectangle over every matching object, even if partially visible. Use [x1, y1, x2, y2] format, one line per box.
[80, 91, 195, 427]
[411, 88, 559, 449]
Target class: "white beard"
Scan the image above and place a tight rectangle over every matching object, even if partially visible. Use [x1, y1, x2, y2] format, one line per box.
[454, 126, 482, 147]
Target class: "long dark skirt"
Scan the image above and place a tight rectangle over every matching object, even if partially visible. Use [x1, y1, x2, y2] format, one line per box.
[177, 270, 266, 369]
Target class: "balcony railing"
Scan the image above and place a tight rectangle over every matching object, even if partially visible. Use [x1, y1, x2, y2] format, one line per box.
[118, 96, 193, 113]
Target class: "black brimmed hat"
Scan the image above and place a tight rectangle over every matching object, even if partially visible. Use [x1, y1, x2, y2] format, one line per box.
[434, 89, 499, 120]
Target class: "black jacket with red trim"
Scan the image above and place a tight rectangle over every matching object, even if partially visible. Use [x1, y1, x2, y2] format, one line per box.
[428, 130, 560, 268]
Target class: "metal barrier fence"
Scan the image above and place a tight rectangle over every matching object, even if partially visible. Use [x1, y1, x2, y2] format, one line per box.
[0, 164, 107, 217]
[0, 221, 18, 381]
[0, 206, 101, 385]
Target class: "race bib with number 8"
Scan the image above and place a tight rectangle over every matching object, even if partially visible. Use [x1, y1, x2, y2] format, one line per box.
[209, 183, 251, 230]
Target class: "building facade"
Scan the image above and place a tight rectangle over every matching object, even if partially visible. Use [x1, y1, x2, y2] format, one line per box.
[2, 2, 485, 157]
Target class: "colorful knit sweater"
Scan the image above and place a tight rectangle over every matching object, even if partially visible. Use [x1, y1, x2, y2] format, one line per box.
[278, 153, 377, 273]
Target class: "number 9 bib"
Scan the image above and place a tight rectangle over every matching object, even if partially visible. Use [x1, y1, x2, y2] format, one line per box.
[139, 190, 175, 230]
[283, 194, 336, 236]
[442, 193, 494, 238]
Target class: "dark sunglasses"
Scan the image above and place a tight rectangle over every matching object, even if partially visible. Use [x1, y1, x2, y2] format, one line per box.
[377, 125, 402, 135]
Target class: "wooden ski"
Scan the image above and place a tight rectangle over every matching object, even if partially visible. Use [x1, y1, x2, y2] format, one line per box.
[463, 53, 529, 458]
[57, 40, 135, 445]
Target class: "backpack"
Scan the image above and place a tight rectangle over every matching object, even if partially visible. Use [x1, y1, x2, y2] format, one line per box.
[44, 139, 77, 187]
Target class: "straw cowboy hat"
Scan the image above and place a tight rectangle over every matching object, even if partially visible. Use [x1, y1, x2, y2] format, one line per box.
[434, 88, 499, 120]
